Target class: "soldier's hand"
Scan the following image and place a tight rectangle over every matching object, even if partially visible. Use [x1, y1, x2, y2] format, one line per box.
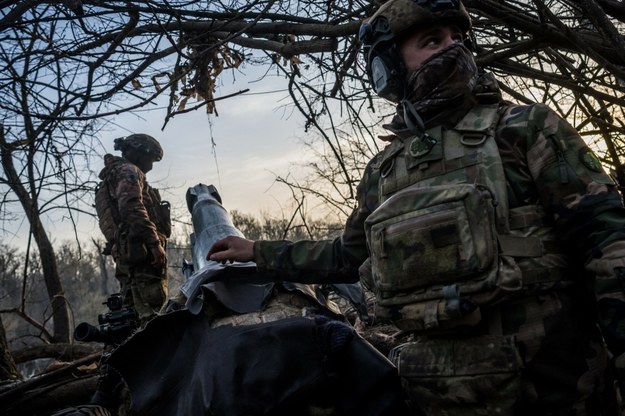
[149, 243, 167, 269]
[206, 235, 254, 264]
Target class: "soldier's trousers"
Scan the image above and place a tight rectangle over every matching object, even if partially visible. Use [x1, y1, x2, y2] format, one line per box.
[115, 261, 168, 322]
[390, 292, 619, 415]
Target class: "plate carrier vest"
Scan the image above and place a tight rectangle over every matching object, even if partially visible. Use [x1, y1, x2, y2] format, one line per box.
[364, 103, 570, 332]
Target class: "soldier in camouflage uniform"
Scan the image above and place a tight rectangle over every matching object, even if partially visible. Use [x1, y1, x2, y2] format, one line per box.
[206, 0, 625, 414]
[96, 134, 171, 324]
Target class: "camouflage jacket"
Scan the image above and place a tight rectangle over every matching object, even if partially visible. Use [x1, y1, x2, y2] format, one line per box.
[255, 73, 625, 353]
[97, 154, 164, 247]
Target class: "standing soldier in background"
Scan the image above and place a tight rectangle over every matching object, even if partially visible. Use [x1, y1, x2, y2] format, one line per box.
[207, 0, 625, 414]
[95, 134, 171, 325]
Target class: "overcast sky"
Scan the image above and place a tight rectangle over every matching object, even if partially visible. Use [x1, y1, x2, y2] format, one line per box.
[113, 75, 309, 215]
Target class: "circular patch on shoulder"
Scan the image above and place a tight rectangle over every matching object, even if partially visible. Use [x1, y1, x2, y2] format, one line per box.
[579, 147, 603, 173]
[409, 134, 436, 158]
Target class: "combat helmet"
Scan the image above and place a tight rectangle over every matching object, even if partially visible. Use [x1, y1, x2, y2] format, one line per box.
[359, 0, 472, 102]
[114, 134, 163, 161]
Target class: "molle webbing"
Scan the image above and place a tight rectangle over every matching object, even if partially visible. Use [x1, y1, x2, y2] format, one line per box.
[368, 104, 569, 331]
[95, 177, 121, 243]
[379, 104, 509, 229]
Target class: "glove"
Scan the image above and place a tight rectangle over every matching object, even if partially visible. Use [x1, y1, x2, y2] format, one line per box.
[148, 242, 167, 271]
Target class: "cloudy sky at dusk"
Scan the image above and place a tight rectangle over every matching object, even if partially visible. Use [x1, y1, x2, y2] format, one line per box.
[112, 74, 309, 216]
[5, 70, 318, 249]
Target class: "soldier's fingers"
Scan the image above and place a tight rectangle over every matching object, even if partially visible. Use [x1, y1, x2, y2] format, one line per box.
[206, 240, 229, 259]
[208, 250, 229, 262]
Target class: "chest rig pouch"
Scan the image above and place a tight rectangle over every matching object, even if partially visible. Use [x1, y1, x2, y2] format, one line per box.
[365, 104, 525, 331]
[144, 186, 172, 239]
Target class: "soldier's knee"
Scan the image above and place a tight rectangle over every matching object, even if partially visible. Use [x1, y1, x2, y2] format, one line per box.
[141, 279, 168, 309]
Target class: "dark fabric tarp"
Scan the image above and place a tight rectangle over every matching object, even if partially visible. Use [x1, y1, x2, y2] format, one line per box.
[108, 311, 409, 415]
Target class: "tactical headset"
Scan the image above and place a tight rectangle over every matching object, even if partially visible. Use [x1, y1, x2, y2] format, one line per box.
[359, 0, 468, 103]
[359, 16, 404, 103]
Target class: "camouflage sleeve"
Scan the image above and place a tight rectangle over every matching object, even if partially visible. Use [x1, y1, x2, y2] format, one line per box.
[114, 163, 161, 246]
[522, 103, 625, 354]
[254, 153, 383, 284]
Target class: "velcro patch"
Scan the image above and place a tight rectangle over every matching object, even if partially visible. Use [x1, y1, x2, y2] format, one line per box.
[579, 147, 603, 173]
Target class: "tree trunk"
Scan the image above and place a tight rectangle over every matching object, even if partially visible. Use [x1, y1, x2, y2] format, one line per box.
[0, 316, 22, 382]
[0, 352, 100, 415]
[11, 343, 100, 364]
[0, 125, 72, 343]
[35, 224, 72, 343]
[2, 374, 99, 416]
[93, 239, 110, 295]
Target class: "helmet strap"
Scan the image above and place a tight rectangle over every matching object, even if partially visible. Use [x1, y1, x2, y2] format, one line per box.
[401, 100, 426, 136]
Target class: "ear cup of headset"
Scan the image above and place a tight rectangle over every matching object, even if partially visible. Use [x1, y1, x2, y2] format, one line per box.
[366, 50, 405, 103]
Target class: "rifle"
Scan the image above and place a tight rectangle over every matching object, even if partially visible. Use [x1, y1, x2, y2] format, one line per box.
[74, 293, 137, 346]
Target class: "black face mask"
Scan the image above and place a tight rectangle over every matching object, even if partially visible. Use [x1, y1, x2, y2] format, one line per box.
[383, 43, 480, 137]
[404, 42, 478, 110]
